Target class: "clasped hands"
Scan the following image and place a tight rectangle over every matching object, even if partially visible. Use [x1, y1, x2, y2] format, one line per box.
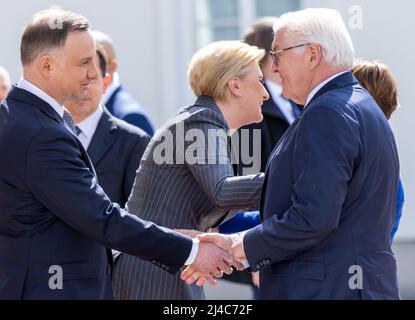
[177, 229, 248, 287]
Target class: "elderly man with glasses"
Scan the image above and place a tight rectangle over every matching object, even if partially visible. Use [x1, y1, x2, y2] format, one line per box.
[183, 8, 400, 300]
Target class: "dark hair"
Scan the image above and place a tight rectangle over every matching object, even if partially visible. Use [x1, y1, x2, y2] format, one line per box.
[20, 9, 90, 66]
[95, 44, 108, 78]
[243, 17, 277, 67]
[352, 59, 399, 120]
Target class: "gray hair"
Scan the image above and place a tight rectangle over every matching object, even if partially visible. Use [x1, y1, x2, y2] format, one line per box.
[20, 8, 90, 66]
[274, 8, 355, 68]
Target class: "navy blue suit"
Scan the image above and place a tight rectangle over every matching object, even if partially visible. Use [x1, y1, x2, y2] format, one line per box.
[244, 72, 400, 300]
[0, 87, 192, 299]
[106, 86, 155, 136]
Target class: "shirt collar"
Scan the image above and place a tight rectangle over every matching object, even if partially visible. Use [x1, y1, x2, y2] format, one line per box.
[305, 70, 349, 107]
[17, 77, 66, 118]
[77, 104, 104, 139]
[102, 72, 121, 105]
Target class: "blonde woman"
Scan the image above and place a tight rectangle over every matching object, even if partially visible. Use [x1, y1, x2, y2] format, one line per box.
[112, 41, 269, 300]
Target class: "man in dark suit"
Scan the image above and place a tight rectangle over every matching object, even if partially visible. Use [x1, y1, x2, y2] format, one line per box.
[65, 46, 149, 207]
[0, 8, 239, 300]
[92, 30, 155, 136]
[184, 8, 400, 300]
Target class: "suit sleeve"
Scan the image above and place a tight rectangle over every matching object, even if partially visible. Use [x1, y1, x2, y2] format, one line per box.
[183, 118, 264, 212]
[27, 128, 192, 274]
[244, 106, 359, 271]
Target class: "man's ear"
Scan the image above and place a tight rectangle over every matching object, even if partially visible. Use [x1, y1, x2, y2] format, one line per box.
[109, 59, 118, 75]
[102, 73, 111, 92]
[38, 55, 55, 78]
[228, 77, 242, 97]
[308, 44, 322, 70]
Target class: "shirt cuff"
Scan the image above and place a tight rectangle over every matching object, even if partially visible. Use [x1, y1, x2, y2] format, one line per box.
[235, 231, 250, 269]
[184, 238, 200, 266]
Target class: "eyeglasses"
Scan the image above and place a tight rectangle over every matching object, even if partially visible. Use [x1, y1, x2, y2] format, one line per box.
[269, 43, 310, 66]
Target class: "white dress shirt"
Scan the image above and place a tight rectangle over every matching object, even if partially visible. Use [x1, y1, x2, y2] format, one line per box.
[265, 79, 296, 124]
[76, 104, 104, 150]
[17, 77, 75, 134]
[305, 71, 349, 107]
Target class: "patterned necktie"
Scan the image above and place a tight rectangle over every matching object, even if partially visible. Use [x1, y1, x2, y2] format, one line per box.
[75, 126, 82, 136]
[63, 110, 77, 135]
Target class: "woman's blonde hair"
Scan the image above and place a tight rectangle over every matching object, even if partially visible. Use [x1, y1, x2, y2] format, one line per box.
[188, 41, 265, 100]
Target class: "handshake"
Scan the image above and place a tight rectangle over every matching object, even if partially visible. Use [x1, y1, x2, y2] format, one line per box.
[176, 229, 249, 287]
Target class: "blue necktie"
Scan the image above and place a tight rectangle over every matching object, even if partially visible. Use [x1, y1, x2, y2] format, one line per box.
[62, 110, 77, 135]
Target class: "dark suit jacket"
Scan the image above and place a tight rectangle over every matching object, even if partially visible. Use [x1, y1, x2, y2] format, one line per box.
[244, 72, 400, 300]
[87, 108, 150, 207]
[0, 86, 192, 300]
[106, 86, 155, 136]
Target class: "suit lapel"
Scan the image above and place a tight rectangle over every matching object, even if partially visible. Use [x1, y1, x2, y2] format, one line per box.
[9, 86, 99, 177]
[87, 108, 118, 167]
[259, 112, 303, 221]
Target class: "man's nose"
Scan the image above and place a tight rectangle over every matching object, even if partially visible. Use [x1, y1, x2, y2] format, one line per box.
[271, 60, 279, 73]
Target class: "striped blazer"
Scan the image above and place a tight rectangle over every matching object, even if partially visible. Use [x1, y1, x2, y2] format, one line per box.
[112, 96, 264, 300]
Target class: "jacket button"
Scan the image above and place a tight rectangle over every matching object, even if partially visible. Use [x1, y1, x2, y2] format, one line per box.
[106, 265, 112, 275]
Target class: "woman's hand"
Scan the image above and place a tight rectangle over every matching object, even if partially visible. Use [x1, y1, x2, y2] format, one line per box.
[176, 227, 219, 238]
[176, 229, 203, 238]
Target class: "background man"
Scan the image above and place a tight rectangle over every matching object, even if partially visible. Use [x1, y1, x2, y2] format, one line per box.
[65, 45, 149, 207]
[92, 30, 155, 136]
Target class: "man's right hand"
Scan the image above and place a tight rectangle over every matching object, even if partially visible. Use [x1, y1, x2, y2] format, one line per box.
[181, 241, 244, 287]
